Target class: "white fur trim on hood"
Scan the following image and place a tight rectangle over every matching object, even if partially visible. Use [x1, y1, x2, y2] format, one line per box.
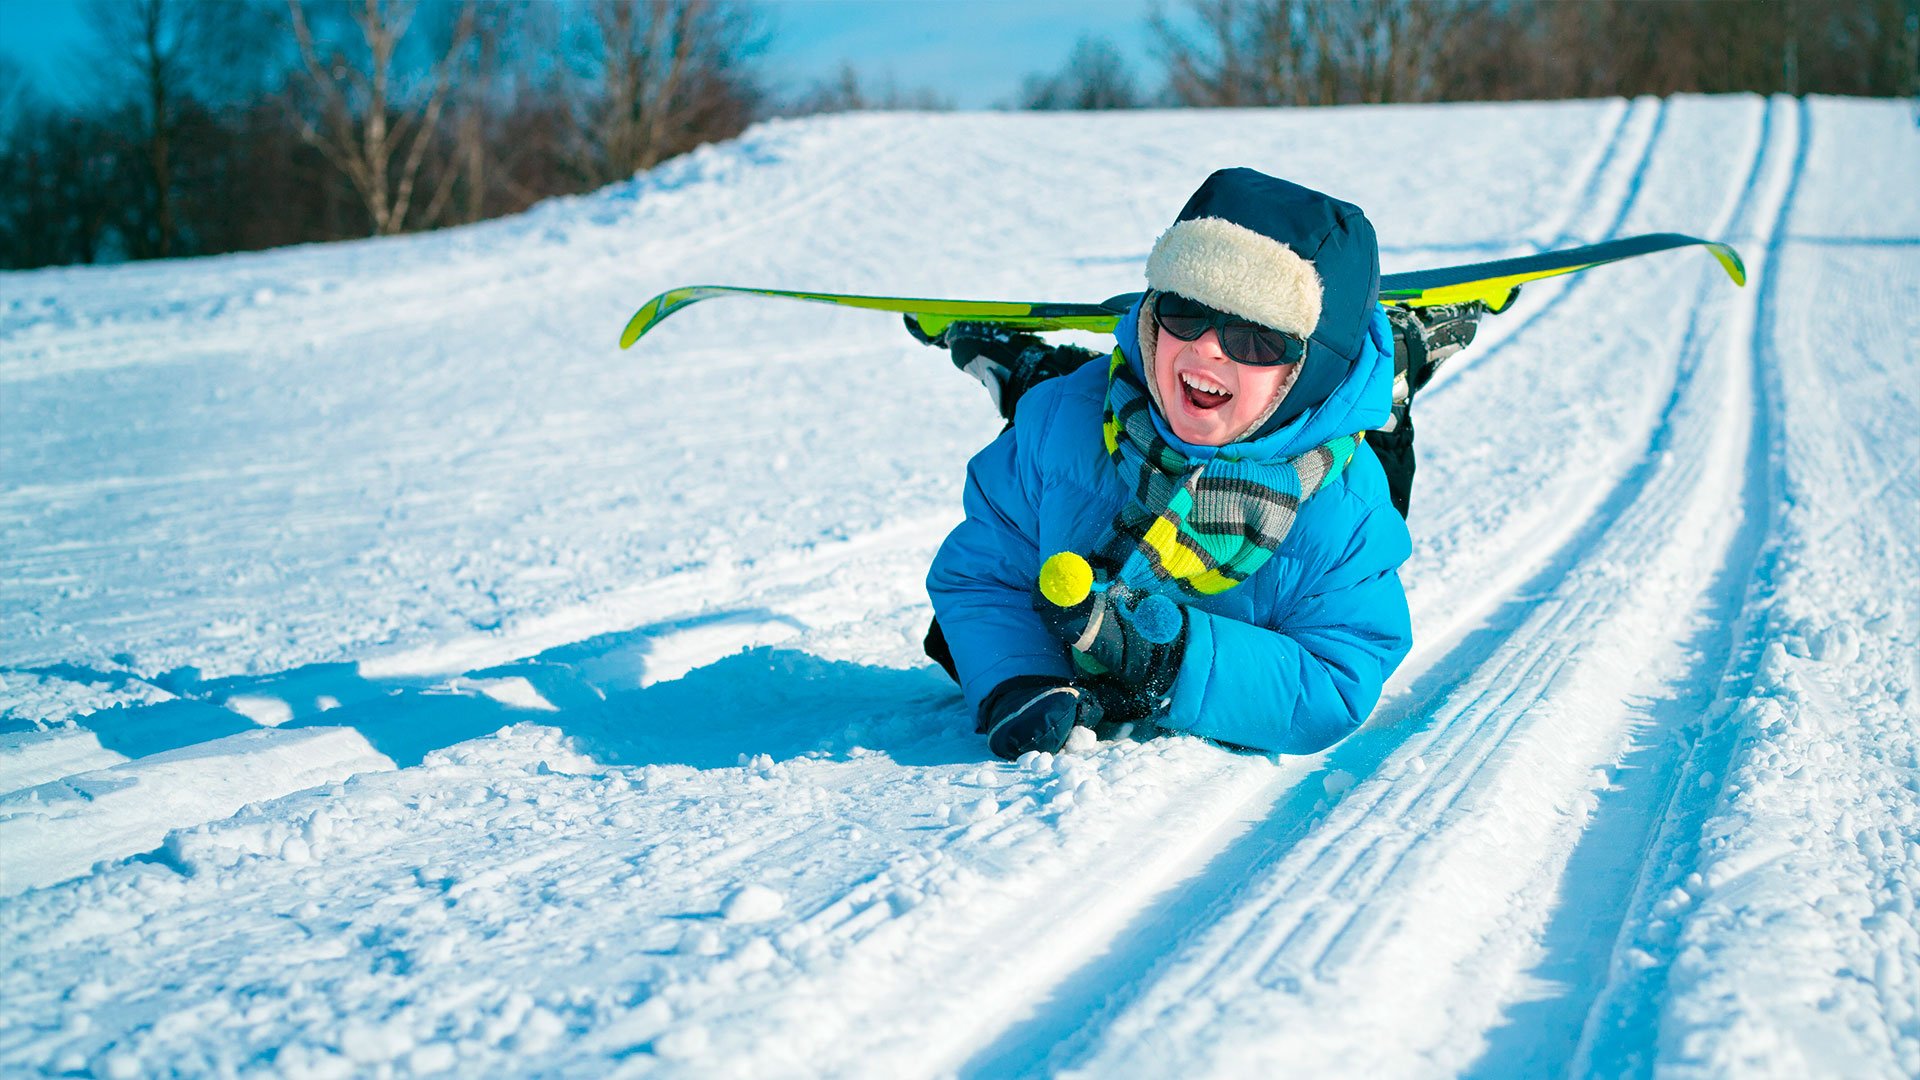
[1145, 216, 1323, 337]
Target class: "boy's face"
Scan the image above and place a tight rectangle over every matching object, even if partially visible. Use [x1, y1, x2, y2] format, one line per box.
[1153, 325, 1300, 446]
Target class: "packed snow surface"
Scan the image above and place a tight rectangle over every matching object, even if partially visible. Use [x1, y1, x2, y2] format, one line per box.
[3, 96, 1917, 1077]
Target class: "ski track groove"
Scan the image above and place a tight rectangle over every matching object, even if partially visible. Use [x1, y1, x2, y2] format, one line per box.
[1566, 93, 1810, 1076]
[1529, 97, 1640, 250]
[1414, 91, 1784, 1052]
[949, 94, 1687, 1077]
[1270, 90, 1787, 1056]
[1364, 97, 1787, 1014]
[1424, 94, 1672, 405]
[1388, 95, 1768, 674]
[1006, 94, 1788, 1077]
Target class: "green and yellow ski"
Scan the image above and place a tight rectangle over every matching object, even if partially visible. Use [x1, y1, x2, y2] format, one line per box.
[619, 232, 1744, 350]
[1374, 232, 1745, 310]
[618, 287, 1125, 348]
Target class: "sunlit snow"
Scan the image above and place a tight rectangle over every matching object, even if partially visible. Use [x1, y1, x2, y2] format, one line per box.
[3, 96, 1916, 1077]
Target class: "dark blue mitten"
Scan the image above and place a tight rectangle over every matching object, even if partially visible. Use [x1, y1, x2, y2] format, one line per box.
[977, 675, 1105, 760]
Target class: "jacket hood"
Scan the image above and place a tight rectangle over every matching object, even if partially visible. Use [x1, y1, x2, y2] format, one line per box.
[1144, 169, 1382, 435]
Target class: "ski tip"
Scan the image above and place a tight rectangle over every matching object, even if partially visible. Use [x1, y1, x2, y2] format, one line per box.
[619, 297, 663, 349]
[1707, 242, 1748, 287]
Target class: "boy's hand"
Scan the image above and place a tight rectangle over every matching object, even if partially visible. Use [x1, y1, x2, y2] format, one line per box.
[978, 675, 1104, 759]
[1032, 552, 1187, 699]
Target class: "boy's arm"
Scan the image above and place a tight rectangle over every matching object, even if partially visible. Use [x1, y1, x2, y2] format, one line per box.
[926, 415, 1073, 719]
[1159, 504, 1413, 755]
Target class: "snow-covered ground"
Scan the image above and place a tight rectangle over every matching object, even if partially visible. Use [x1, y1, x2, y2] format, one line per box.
[2, 95, 1915, 1078]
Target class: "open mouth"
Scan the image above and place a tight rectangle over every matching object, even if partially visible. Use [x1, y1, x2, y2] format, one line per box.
[1179, 370, 1234, 412]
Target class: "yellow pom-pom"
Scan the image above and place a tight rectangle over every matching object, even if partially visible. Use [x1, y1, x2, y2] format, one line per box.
[1038, 551, 1094, 608]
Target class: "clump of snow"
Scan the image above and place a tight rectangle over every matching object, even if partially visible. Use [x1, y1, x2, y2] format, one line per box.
[1016, 750, 1053, 773]
[957, 798, 998, 825]
[732, 937, 777, 971]
[1, 670, 178, 729]
[453, 676, 557, 712]
[1806, 621, 1860, 664]
[339, 1019, 415, 1065]
[225, 695, 293, 727]
[721, 884, 785, 923]
[654, 1024, 710, 1060]
[406, 1043, 457, 1074]
[678, 926, 724, 956]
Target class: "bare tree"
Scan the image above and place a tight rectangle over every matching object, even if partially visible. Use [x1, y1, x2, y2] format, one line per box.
[444, 1, 511, 223]
[1155, 0, 1332, 107]
[1157, 0, 1250, 106]
[1152, 0, 1917, 107]
[16, 0, 1915, 273]
[0, 55, 26, 130]
[785, 62, 952, 114]
[78, 0, 218, 258]
[789, 62, 870, 113]
[0, 61, 121, 268]
[404, 0, 514, 227]
[285, 0, 475, 235]
[1021, 36, 1144, 109]
[562, 0, 765, 188]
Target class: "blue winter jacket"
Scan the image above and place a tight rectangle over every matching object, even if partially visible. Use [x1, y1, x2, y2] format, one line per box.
[927, 305, 1413, 755]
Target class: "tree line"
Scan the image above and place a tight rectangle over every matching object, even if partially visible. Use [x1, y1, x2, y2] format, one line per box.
[4, 0, 1913, 271]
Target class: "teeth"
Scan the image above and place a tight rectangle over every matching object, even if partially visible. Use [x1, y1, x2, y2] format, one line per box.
[1180, 371, 1231, 396]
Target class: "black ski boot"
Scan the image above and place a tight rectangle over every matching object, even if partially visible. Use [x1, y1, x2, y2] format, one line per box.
[1375, 300, 1488, 518]
[907, 316, 1100, 423]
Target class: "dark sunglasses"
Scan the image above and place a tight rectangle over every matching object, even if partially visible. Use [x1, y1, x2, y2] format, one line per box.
[1152, 291, 1307, 367]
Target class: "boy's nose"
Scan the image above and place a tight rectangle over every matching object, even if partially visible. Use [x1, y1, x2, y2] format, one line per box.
[1188, 329, 1231, 362]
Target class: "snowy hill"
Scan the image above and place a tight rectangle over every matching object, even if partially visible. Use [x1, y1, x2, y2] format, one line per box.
[3, 96, 1917, 1077]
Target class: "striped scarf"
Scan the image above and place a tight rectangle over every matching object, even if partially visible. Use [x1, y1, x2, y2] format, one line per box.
[1097, 350, 1360, 597]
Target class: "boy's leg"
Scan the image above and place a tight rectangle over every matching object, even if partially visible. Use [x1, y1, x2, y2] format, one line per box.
[1372, 408, 1417, 519]
[1376, 301, 1486, 519]
[923, 618, 960, 684]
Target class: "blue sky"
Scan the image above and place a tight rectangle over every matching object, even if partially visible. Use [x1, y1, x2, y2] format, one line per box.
[761, 0, 1161, 107]
[0, 0, 1166, 110]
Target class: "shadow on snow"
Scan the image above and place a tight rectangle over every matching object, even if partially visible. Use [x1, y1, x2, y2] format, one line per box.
[19, 607, 979, 773]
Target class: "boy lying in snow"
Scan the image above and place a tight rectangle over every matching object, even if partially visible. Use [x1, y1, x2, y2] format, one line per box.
[920, 168, 1482, 760]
